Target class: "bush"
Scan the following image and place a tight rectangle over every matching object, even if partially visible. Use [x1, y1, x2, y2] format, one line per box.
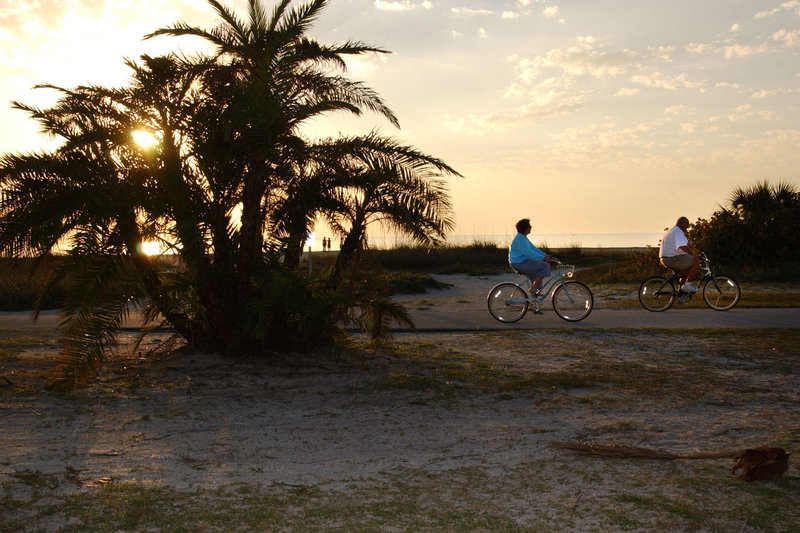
[0, 257, 67, 311]
[690, 181, 800, 276]
[366, 242, 508, 274]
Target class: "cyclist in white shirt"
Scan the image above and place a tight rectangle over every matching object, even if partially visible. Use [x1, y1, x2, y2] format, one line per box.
[659, 216, 700, 293]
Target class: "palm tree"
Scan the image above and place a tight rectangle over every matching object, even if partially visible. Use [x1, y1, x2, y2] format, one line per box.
[146, 0, 399, 294]
[727, 181, 799, 224]
[0, 0, 459, 387]
[0, 55, 219, 386]
[319, 133, 459, 281]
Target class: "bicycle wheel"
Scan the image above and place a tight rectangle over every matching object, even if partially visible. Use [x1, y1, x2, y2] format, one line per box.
[638, 277, 675, 312]
[703, 276, 740, 311]
[487, 283, 529, 323]
[552, 281, 593, 322]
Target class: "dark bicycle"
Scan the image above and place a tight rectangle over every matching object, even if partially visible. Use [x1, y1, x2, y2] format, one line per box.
[638, 252, 740, 312]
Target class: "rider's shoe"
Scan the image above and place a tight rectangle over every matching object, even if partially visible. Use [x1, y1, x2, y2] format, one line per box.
[682, 282, 699, 293]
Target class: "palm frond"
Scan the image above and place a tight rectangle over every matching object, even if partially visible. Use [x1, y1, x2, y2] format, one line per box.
[46, 251, 144, 390]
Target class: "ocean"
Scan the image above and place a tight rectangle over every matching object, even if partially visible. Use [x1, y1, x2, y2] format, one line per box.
[366, 232, 661, 250]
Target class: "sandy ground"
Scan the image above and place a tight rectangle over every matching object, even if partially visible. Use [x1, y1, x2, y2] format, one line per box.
[2, 275, 799, 530]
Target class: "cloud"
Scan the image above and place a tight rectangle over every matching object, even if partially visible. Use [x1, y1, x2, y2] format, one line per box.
[755, 0, 800, 18]
[500, 0, 543, 19]
[773, 28, 800, 46]
[615, 87, 640, 96]
[478, 28, 488, 39]
[751, 89, 778, 99]
[723, 42, 770, 58]
[664, 105, 689, 116]
[444, 86, 587, 135]
[542, 5, 559, 18]
[630, 71, 704, 90]
[343, 54, 387, 78]
[755, 6, 781, 18]
[728, 104, 754, 121]
[730, 23, 740, 32]
[451, 7, 493, 15]
[0, 0, 198, 78]
[751, 88, 793, 98]
[686, 42, 713, 54]
[509, 36, 673, 85]
[374, 0, 432, 12]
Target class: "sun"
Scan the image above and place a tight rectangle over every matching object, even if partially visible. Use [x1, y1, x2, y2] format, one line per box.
[141, 240, 161, 256]
[131, 129, 158, 149]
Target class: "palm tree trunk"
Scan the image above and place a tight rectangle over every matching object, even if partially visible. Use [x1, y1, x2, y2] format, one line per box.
[333, 222, 364, 284]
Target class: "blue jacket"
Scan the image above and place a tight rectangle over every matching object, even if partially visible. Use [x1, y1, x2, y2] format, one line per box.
[509, 233, 546, 264]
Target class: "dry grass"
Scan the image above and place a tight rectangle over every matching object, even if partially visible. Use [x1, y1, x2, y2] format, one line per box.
[2, 328, 799, 532]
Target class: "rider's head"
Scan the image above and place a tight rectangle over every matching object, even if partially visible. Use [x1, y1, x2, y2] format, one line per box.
[676, 216, 690, 230]
[516, 218, 532, 234]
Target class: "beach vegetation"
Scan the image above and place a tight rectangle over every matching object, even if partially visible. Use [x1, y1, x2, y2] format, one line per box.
[690, 181, 800, 280]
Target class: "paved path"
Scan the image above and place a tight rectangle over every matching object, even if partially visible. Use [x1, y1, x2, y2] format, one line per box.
[2, 307, 798, 333]
[401, 307, 800, 332]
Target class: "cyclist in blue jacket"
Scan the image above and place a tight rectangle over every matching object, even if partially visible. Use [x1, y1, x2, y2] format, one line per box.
[509, 218, 555, 297]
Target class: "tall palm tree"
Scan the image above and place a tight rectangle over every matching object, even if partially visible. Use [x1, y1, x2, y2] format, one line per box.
[146, 0, 399, 294]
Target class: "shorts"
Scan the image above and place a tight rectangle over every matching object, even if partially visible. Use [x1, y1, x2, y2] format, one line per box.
[510, 259, 550, 279]
[660, 254, 694, 271]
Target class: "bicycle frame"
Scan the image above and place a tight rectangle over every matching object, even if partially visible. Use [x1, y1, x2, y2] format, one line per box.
[514, 270, 570, 303]
[662, 253, 714, 295]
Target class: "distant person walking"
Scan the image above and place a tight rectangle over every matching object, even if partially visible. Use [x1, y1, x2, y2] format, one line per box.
[659, 216, 700, 293]
[509, 218, 555, 298]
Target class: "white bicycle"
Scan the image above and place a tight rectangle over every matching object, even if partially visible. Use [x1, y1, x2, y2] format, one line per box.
[487, 261, 594, 323]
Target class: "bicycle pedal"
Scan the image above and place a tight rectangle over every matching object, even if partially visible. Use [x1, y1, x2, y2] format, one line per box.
[533, 308, 544, 315]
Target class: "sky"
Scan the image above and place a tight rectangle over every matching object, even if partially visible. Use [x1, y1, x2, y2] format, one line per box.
[1, 0, 799, 245]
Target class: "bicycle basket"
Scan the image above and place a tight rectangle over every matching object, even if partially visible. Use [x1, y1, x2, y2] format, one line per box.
[556, 264, 575, 278]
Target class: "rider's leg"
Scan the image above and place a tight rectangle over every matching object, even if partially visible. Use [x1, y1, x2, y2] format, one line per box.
[661, 255, 695, 288]
[685, 255, 700, 282]
[530, 276, 545, 295]
[511, 259, 549, 295]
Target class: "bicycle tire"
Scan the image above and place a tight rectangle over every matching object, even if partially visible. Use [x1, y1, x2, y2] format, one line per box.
[638, 277, 676, 312]
[552, 281, 593, 322]
[487, 283, 529, 323]
[703, 276, 740, 311]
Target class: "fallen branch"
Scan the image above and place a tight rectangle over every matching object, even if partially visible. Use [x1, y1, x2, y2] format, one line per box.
[552, 441, 737, 460]
[553, 442, 790, 481]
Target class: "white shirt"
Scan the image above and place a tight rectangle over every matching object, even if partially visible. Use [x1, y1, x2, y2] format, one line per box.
[660, 225, 688, 258]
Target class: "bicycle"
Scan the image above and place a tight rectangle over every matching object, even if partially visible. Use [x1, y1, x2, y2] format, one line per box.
[487, 260, 594, 323]
[638, 252, 740, 312]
